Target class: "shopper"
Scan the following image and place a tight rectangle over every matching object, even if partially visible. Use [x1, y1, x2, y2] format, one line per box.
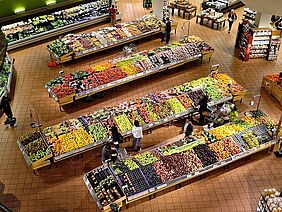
[111, 145, 118, 163]
[182, 118, 194, 138]
[228, 9, 237, 33]
[132, 120, 143, 152]
[198, 95, 209, 126]
[161, 17, 171, 44]
[160, 18, 166, 43]
[109, 5, 117, 26]
[0, 95, 16, 127]
[111, 126, 123, 148]
[101, 143, 111, 163]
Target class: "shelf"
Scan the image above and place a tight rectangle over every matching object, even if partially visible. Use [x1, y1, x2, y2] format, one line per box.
[0, 54, 14, 103]
[7, 14, 110, 51]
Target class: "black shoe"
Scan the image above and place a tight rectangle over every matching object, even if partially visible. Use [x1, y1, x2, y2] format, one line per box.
[136, 146, 141, 152]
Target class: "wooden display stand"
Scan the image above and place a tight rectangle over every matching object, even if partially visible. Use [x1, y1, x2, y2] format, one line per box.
[17, 139, 53, 171]
[232, 90, 247, 102]
[58, 93, 75, 108]
[261, 76, 282, 106]
[262, 76, 275, 93]
[272, 85, 282, 105]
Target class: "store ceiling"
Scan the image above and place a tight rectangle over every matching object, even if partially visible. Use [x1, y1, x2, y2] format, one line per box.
[0, 0, 76, 18]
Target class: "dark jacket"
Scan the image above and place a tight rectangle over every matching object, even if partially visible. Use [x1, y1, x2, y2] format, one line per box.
[228, 13, 237, 22]
[165, 21, 171, 34]
[0, 96, 13, 117]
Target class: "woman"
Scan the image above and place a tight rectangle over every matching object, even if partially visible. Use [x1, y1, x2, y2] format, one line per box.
[132, 120, 143, 152]
[228, 9, 237, 33]
[111, 126, 123, 148]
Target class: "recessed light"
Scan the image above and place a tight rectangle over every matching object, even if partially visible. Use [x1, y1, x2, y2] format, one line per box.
[46, 0, 56, 5]
[14, 7, 25, 13]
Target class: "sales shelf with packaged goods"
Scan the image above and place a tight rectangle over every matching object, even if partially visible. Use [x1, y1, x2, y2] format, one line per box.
[2, 1, 114, 51]
[19, 69, 243, 169]
[236, 20, 281, 61]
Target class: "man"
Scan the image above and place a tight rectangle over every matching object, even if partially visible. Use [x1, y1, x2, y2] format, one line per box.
[109, 5, 117, 26]
[161, 17, 171, 44]
[228, 9, 237, 33]
[101, 143, 111, 163]
[0, 95, 16, 127]
[182, 119, 194, 138]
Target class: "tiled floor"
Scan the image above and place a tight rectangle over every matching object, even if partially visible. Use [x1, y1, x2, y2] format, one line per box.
[0, 0, 282, 211]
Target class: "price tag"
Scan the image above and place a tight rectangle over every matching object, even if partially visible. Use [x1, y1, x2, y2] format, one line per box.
[157, 184, 167, 190]
[186, 174, 191, 179]
[164, 118, 168, 122]
[149, 123, 154, 127]
[149, 188, 155, 193]
[155, 121, 159, 125]
[175, 114, 180, 118]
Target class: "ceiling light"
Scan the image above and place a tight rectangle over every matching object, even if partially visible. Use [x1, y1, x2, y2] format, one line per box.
[46, 0, 56, 5]
[14, 7, 25, 13]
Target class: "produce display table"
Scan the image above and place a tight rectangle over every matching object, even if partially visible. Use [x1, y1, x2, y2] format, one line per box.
[2, 1, 113, 50]
[196, 10, 224, 29]
[84, 111, 277, 209]
[17, 130, 53, 171]
[0, 54, 14, 103]
[47, 15, 166, 64]
[19, 72, 242, 169]
[202, 0, 244, 13]
[45, 37, 214, 109]
[261, 74, 282, 106]
[168, 2, 197, 19]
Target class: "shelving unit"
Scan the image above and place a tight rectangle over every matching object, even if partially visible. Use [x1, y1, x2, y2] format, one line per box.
[0, 54, 14, 103]
[2, 1, 114, 50]
[242, 8, 256, 24]
[236, 20, 281, 61]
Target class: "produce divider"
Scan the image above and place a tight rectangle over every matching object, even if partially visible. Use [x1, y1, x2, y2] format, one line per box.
[83, 112, 277, 209]
[0, 54, 14, 103]
[18, 71, 247, 169]
[47, 15, 177, 64]
[2, 1, 113, 50]
[45, 36, 214, 108]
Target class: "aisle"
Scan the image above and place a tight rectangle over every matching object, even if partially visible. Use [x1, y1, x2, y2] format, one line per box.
[0, 0, 281, 211]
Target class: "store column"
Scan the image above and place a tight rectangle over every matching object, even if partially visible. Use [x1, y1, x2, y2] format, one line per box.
[255, 12, 273, 27]
[153, 0, 169, 20]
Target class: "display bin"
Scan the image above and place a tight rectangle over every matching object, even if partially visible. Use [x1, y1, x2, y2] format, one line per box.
[17, 137, 53, 170]
[232, 90, 247, 102]
[272, 84, 282, 103]
[261, 76, 275, 93]
[57, 93, 75, 106]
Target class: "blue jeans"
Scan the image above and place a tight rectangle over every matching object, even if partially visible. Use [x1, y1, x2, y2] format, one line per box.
[133, 137, 141, 147]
